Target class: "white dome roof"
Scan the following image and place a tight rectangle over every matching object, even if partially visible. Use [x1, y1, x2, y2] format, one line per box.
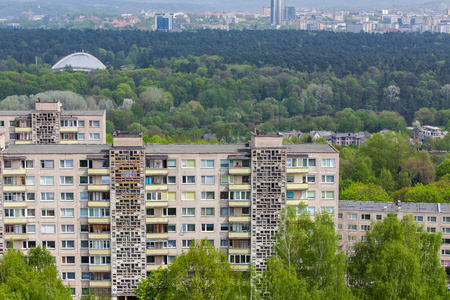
[52, 52, 106, 71]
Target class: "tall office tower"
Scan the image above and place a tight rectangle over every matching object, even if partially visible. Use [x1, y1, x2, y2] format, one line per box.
[271, 0, 285, 25]
[155, 13, 174, 31]
[284, 5, 296, 21]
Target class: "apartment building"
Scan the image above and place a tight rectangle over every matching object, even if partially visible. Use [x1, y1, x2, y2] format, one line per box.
[338, 200, 450, 266]
[0, 133, 339, 299]
[0, 101, 106, 145]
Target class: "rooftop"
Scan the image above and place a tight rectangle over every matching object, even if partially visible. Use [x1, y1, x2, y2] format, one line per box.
[52, 52, 106, 71]
[0, 110, 105, 116]
[339, 200, 450, 214]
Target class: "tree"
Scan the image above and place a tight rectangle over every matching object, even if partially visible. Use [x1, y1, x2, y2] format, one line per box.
[348, 213, 448, 299]
[340, 182, 391, 202]
[135, 239, 246, 300]
[271, 206, 350, 299]
[436, 158, 450, 179]
[383, 85, 400, 108]
[0, 247, 72, 300]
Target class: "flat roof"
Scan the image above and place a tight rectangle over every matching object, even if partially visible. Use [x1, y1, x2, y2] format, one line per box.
[0, 110, 105, 116]
[339, 200, 450, 214]
[3, 143, 338, 155]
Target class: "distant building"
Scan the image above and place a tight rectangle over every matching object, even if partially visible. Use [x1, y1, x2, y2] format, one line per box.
[412, 125, 445, 143]
[285, 6, 296, 21]
[6, 23, 20, 29]
[330, 133, 364, 147]
[271, 0, 285, 25]
[155, 13, 173, 31]
[347, 23, 364, 33]
[52, 52, 106, 72]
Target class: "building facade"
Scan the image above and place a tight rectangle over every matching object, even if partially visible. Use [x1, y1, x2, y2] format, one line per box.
[0, 134, 339, 299]
[271, 0, 285, 26]
[155, 13, 174, 31]
[0, 101, 106, 145]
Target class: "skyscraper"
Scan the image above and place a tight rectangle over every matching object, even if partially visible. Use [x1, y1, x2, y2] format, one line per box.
[270, 0, 285, 26]
[155, 13, 173, 31]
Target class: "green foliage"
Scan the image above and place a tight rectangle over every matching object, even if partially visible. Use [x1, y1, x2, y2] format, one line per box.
[436, 158, 450, 179]
[340, 182, 391, 202]
[135, 239, 248, 300]
[0, 247, 72, 300]
[348, 213, 448, 299]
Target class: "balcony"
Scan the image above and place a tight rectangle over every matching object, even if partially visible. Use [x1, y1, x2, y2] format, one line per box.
[5, 234, 27, 240]
[3, 186, 26, 192]
[60, 127, 78, 132]
[60, 140, 78, 145]
[229, 216, 251, 222]
[228, 168, 251, 175]
[146, 233, 169, 239]
[287, 167, 308, 174]
[146, 265, 168, 271]
[89, 250, 111, 255]
[4, 218, 27, 224]
[88, 201, 110, 208]
[145, 185, 168, 191]
[228, 201, 251, 207]
[88, 218, 110, 224]
[146, 201, 168, 207]
[229, 232, 251, 239]
[15, 141, 32, 145]
[88, 169, 110, 175]
[146, 249, 169, 255]
[88, 185, 110, 192]
[3, 169, 26, 175]
[286, 200, 307, 206]
[286, 183, 308, 190]
[145, 169, 168, 176]
[229, 184, 251, 190]
[232, 265, 249, 270]
[89, 233, 111, 239]
[90, 281, 111, 288]
[146, 217, 169, 223]
[14, 127, 32, 133]
[229, 248, 251, 254]
[89, 266, 111, 272]
[3, 202, 27, 208]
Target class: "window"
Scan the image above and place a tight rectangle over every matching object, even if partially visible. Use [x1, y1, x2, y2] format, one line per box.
[41, 209, 55, 217]
[40, 160, 54, 169]
[221, 175, 234, 184]
[0, 121, 3, 127]
[4, 208, 34, 218]
[60, 119, 77, 127]
[9, 120, 15, 127]
[302, 175, 316, 184]
[220, 240, 228, 248]
[220, 207, 234, 217]
[201, 191, 215, 200]
[444, 217, 450, 223]
[321, 175, 335, 183]
[26, 176, 35, 185]
[182, 240, 193, 248]
[21, 160, 34, 169]
[201, 224, 215, 232]
[348, 214, 357, 220]
[61, 256, 75, 265]
[60, 176, 74, 185]
[427, 216, 437, 223]
[146, 208, 155, 216]
[3, 160, 12, 169]
[61, 208, 75, 218]
[22, 241, 36, 249]
[338, 224, 343, 230]
[88, 208, 110, 217]
[147, 192, 163, 201]
[89, 256, 111, 265]
[415, 216, 424, 222]
[27, 225, 36, 233]
[40, 192, 55, 201]
[40, 176, 54, 186]
[61, 240, 75, 249]
[181, 159, 195, 168]
[286, 191, 294, 199]
[59, 160, 74, 168]
[338, 213, 343, 219]
[348, 235, 357, 241]
[78, 133, 85, 140]
[302, 158, 316, 167]
[201, 208, 215, 216]
[168, 176, 176, 184]
[220, 159, 230, 168]
[80, 225, 89, 233]
[89, 240, 111, 249]
[361, 225, 370, 231]
[182, 224, 195, 232]
[321, 159, 335, 167]
[182, 176, 195, 184]
[89, 120, 100, 127]
[3, 192, 25, 202]
[62, 272, 76, 280]
[78, 120, 85, 127]
[181, 192, 195, 201]
[376, 215, 382, 220]
[147, 256, 155, 264]
[348, 225, 357, 231]
[286, 175, 294, 183]
[41, 224, 56, 234]
[201, 159, 215, 168]
[361, 214, 371, 220]
[101, 176, 110, 185]
[201, 176, 215, 184]
[242, 207, 250, 216]
[321, 191, 335, 199]
[182, 208, 195, 216]
[427, 227, 437, 233]
[60, 192, 74, 201]
[167, 160, 176, 168]
[42, 241, 55, 249]
[444, 239, 450, 244]
[443, 228, 450, 234]
[80, 192, 88, 201]
[79, 160, 93, 168]
[220, 223, 229, 232]
[80, 176, 93, 185]
[442, 249, 450, 255]
[168, 224, 176, 232]
[321, 207, 334, 214]
[229, 254, 251, 264]
[162, 208, 176, 217]
[301, 191, 315, 199]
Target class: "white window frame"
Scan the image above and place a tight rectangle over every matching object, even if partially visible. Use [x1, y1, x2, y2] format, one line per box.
[40, 176, 54, 186]
[201, 175, 215, 184]
[60, 176, 74, 185]
[61, 208, 75, 218]
[321, 159, 335, 168]
[200, 159, 215, 168]
[182, 208, 195, 217]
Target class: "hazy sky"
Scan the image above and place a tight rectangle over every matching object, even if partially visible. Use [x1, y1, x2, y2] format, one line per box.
[0, 0, 444, 16]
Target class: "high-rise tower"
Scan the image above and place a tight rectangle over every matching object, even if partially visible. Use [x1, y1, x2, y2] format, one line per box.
[271, 0, 285, 26]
